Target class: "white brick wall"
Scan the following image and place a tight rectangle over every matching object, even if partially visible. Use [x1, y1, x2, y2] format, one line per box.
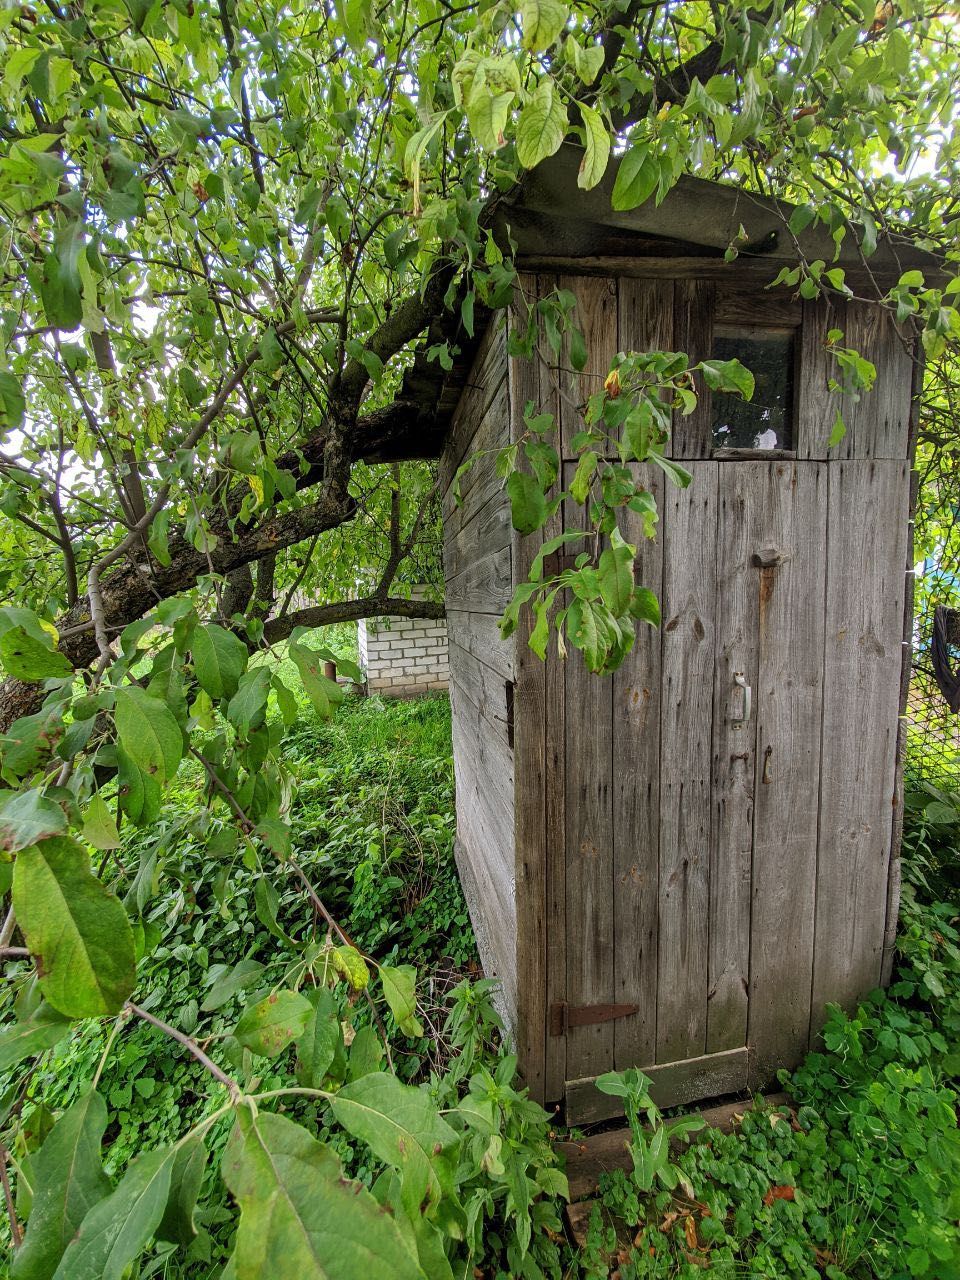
[358, 587, 448, 699]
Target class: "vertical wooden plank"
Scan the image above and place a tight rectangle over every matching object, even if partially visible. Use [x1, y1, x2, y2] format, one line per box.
[510, 273, 548, 1102]
[812, 460, 910, 1026]
[613, 278, 672, 1070]
[797, 299, 913, 461]
[539, 273, 568, 1105]
[561, 276, 618, 1084]
[671, 280, 715, 461]
[612, 465, 664, 1069]
[748, 461, 828, 1086]
[706, 466, 761, 1053]
[558, 274, 617, 460]
[796, 297, 840, 461]
[656, 462, 718, 1065]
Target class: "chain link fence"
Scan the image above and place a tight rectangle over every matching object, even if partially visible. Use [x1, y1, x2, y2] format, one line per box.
[907, 344, 960, 792]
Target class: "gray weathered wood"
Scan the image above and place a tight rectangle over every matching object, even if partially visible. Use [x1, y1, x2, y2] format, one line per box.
[812, 460, 910, 1025]
[656, 463, 718, 1064]
[446, 608, 514, 682]
[559, 273, 618, 459]
[612, 276, 673, 1071]
[511, 273, 550, 1100]
[444, 543, 513, 616]
[566, 1046, 750, 1125]
[443, 487, 512, 578]
[441, 375, 510, 535]
[531, 274, 570, 1103]
[447, 638, 512, 731]
[671, 280, 715, 459]
[715, 285, 801, 328]
[555, 278, 619, 1083]
[612, 472, 663, 1073]
[439, 322, 508, 493]
[706, 465, 760, 1054]
[747, 461, 827, 1086]
[797, 299, 914, 461]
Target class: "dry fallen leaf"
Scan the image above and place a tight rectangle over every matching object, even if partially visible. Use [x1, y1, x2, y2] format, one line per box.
[684, 1215, 698, 1250]
[763, 1185, 796, 1206]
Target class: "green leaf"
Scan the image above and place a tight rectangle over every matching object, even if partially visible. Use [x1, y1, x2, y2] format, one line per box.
[13, 836, 136, 1018]
[515, 79, 566, 169]
[698, 357, 755, 399]
[0, 627, 72, 681]
[828, 408, 846, 447]
[347, 1025, 384, 1080]
[234, 989, 312, 1058]
[201, 959, 266, 1012]
[225, 666, 272, 736]
[222, 1108, 422, 1280]
[611, 147, 659, 211]
[254, 875, 295, 945]
[289, 645, 345, 719]
[52, 1145, 174, 1280]
[157, 1132, 207, 1246]
[114, 687, 183, 784]
[466, 85, 514, 151]
[12, 1089, 111, 1280]
[0, 371, 26, 432]
[578, 103, 610, 190]
[519, 0, 568, 51]
[569, 39, 605, 85]
[650, 453, 693, 489]
[570, 450, 598, 503]
[630, 586, 661, 626]
[80, 793, 120, 852]
[329, 1073, 458, 1216]
[296, 987, 343, 1088]
[116, 746, 162, 827]
[507, 470, 548, 535]
[191, 623, 248, 700]
[598, 531, 635, 616]
[332, 944, 370, 990]
[380, 965, 423, 1037]
[0, 789, 67, 854]
[0, 1003, 71, 1072]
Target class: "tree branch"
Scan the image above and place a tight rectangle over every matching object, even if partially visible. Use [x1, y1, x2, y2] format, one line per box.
[261, 594, 444, 646]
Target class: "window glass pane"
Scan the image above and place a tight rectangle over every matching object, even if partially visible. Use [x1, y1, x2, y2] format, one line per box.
[711, 331, 794, 451]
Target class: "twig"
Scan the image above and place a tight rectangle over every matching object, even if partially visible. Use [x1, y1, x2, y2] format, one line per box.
[0, 1145, 21, 1248]
[0, 909, 16, 950]
[126, 1002, 240, 1097]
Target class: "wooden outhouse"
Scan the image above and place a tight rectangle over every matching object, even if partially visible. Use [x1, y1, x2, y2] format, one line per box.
[438, 148, 935, 1123]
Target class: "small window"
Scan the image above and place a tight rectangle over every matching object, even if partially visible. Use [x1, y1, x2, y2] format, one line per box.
[711, 327, 795, 453]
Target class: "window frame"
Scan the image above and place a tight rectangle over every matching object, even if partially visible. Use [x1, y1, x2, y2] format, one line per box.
[709, 320, 801, 461]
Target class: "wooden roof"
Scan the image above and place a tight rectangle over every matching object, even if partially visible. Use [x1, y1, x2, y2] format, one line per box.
[398, 145, 942, 457]
[493, 144, 942, 277]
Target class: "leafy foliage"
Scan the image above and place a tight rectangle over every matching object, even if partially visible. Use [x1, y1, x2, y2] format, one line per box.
[1, 0, 960, 1272]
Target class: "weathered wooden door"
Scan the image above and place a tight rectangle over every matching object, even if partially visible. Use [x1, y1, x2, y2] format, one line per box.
[554, 459, 838, 1122]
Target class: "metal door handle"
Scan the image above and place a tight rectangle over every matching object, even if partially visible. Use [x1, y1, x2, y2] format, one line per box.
[732, 672, 751, 726]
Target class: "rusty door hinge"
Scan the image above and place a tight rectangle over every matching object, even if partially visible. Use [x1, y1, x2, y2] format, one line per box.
[549, 1001, 640, 1036]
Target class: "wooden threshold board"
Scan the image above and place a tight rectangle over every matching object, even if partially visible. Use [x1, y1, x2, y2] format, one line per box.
[558, 1091, 792, 1247]
[565, 1046, 750, 1126]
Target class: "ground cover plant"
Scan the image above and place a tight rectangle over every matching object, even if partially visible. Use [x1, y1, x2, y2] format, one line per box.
[2, 686, 959, 1278]
[0, 690, 571, 1279]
